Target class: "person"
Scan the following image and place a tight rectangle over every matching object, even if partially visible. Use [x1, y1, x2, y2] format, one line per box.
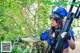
[15, 6, 75, 53]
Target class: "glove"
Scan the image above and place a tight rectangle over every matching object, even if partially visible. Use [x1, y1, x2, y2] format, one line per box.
[15, 38, 22, 43]
[63, 32, 71, 41]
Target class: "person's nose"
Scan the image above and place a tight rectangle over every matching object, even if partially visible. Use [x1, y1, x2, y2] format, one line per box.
[51, 18, 54, 22]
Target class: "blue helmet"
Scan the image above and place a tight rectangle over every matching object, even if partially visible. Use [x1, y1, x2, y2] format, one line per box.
[50, 6, 67, 19]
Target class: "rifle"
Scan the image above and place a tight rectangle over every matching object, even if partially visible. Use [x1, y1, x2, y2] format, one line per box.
[55, 0, 80, 53]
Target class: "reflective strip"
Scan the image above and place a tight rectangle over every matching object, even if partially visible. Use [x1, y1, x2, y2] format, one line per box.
[52, 7, 59, 12]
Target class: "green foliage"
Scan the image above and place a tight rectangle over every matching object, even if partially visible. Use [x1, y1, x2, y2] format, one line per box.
[0, 0, 80, 53]
[71, 18, 80, 37]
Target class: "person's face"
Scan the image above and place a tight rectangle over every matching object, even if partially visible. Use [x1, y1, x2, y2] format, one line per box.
[50, 18, 59, 28]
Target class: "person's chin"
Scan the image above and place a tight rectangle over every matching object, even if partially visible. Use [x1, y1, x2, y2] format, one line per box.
[52, 25, 55, 27]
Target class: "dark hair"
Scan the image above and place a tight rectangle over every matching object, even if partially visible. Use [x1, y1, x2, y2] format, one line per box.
[47, 18, 63, 38]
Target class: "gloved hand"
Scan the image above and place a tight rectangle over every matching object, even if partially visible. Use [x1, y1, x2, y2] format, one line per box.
[15, 38, 22, 44]
[62, 32, 71, 41]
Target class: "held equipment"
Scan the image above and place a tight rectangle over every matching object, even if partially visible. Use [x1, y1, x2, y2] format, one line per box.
[55, 0, 80, 53]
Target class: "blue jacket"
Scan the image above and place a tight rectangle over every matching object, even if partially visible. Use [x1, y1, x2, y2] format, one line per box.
[40, 29, 74, 49]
